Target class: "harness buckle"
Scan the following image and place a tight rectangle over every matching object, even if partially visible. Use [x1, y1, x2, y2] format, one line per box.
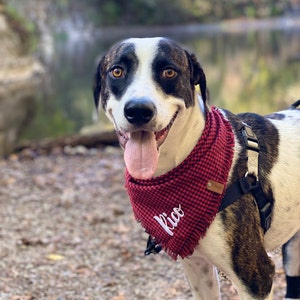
[145, 235, 162, 256]
[251, 181, 273, 233]
[241, 123, 260, 152]
[239, 176, 253, 194]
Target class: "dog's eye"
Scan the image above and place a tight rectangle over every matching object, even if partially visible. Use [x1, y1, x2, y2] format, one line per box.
[162, 68, 177, 79]
[110, 67, 124, 78]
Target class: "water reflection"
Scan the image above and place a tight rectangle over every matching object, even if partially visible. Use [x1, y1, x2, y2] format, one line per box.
[21, 25, 300, 141]
[189, 29, 300, 113]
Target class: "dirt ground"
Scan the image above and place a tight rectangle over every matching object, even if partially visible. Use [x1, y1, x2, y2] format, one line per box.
[0, 146, 287, 300]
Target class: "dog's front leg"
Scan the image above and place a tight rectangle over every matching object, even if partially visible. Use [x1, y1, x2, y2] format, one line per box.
[181, 256, 220, 300]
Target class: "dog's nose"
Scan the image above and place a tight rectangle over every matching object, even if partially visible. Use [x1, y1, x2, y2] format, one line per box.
[124, 99, 156, 125]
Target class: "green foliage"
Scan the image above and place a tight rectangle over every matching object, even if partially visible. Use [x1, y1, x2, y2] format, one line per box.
[86, 0, 289, 25]
[3, 0, 292, 29]
[21, 100, 76, 141]
[4, 5, 38, 53]
[100, 1, 121, 24]
[86, 0, 198, 26]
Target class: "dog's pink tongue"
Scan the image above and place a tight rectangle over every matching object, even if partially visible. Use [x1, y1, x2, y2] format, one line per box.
[124, 131, 158, 180]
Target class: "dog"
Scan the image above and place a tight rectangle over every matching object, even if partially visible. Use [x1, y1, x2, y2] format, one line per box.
[93, 37, 300, 300]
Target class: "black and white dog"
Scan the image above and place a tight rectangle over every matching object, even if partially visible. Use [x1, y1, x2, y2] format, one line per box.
[94, 37, 300, 300]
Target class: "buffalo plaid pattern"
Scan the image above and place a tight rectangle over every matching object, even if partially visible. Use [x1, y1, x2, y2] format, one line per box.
[125, 107, 235, 260]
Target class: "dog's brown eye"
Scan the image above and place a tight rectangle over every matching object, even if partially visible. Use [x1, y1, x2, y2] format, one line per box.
[162, 68, 177, 79]
[110, 67, 124, 78]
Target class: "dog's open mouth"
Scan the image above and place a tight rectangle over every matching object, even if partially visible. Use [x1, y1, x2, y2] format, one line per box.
[115, 111, 178, 180]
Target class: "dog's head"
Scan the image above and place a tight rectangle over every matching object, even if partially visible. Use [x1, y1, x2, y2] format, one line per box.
[94, 37, 207, 179]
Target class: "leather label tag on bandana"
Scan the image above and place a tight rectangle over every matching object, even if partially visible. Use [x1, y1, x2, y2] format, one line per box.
[207, 180, 225, 194]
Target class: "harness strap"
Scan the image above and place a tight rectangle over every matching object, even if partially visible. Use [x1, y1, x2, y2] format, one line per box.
[219, 124, 272, 233]
[242, 122, 260, 177]
[219, 176, 272, 232]
[218, 175, 255, 211]
[251, 182, 273, 232]
[145, 235, 162, 255]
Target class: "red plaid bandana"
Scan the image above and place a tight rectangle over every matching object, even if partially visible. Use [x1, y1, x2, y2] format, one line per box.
[125, 108, 235, 260]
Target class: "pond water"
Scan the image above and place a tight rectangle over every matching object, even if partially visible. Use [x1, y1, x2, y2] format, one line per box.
[21, 20, 300, 141]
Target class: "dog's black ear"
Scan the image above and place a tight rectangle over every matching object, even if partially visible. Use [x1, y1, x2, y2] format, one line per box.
[186, 51, 207, 102]
[93, 59, 102, 110]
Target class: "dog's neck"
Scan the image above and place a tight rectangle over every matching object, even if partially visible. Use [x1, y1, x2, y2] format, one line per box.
[155, 95, 207, 177]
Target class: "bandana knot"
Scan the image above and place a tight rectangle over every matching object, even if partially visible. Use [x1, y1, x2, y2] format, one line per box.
[125, 108, 235, 260]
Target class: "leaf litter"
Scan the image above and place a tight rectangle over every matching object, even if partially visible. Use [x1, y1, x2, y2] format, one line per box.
[0, 146, 286, 299]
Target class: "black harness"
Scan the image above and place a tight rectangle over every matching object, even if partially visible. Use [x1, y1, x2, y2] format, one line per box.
[219, 123, 273, 233]
[145, 122, 273, 256]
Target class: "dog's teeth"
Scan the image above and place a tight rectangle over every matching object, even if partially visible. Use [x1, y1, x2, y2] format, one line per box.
[155, 110, 179, 142]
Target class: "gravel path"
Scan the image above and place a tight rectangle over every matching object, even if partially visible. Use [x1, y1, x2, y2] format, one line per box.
[0, 147, 286, 299]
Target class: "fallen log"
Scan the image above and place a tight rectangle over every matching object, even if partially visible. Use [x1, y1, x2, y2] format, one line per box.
[15, 130, 119, 154]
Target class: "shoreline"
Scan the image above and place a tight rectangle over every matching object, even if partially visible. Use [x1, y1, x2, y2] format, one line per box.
[91, 17, 300, 41]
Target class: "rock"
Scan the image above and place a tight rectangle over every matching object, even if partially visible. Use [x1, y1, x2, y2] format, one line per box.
[0, 5, 44, 156]
[63, 145, 88, 155]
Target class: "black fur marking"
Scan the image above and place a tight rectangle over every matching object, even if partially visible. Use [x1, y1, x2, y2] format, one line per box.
[222, 196, 275, 298]
[187, 52, 207, 102]
[93, 59, 102, 110]
[264, 113, 285, 120]
[290, 99, 300, 109]
[285, 276, 300, 298]
[94, 38, 207, 110]
[220, 110, 279, 297]
[152, 39, 206, 108]
[94, 42, 139, 110]
[107, 43, 138, 100]
[238, 113, 280, 187]
[282, 231, 300, 297]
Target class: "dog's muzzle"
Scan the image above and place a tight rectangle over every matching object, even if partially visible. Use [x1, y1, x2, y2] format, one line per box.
[111, 98, 178, 180]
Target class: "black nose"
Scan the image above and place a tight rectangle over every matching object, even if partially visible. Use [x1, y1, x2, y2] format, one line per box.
[124, 99, 156, 125]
